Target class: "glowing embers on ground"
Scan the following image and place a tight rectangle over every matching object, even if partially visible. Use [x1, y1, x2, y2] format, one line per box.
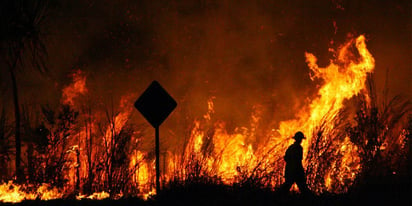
[0, 181, 115, 203]
[76, 191, 111, 200]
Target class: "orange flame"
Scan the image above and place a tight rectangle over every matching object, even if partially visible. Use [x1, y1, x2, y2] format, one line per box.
[178, 35, 375, 191]
[0, 181, 62, 203]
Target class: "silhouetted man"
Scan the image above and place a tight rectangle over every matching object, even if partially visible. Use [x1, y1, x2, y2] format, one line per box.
[281, 131, 309, 194]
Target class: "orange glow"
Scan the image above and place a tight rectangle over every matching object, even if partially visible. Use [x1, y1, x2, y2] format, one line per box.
[0, 35, 381, 202]
[0, 181, 62, 203]
[274, 35, 373, 191]
[129, 150, 154, 199]
[62, 70, 88, 106]
[175, 35, 374, 191]
[0, 181, 32, 203]
[36, 184, 64, 200]
[78, 191, 110, 200]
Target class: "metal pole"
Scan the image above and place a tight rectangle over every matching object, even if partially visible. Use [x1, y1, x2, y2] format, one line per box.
[155, 126, 160, 194]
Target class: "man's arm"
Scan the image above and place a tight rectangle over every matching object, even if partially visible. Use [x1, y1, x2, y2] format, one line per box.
[284, 147, 291, 162]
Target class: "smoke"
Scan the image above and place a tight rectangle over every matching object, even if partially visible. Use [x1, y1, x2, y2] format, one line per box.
[1, 0, 410, 149]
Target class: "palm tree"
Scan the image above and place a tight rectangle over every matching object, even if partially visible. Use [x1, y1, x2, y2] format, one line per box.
[0, 0, 48, 181]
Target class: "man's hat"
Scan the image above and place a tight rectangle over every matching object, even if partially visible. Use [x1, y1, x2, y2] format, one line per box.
[293, 131, 306, 140]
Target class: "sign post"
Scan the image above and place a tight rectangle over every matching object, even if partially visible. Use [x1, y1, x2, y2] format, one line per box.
[155, 126, 160, 193]
[134, 81, 177, 194]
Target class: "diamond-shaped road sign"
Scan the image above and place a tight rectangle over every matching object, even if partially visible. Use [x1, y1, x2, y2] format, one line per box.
[134, 81, 177, 128]
[134, 81, 176, 194]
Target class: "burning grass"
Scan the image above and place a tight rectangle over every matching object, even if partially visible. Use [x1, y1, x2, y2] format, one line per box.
[0, 35, 410, 204]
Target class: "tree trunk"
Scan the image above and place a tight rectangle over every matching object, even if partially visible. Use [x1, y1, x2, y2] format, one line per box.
[27, 142, 34, 182]
[8, 65, 22, 181]
[0, 108, 7, 179]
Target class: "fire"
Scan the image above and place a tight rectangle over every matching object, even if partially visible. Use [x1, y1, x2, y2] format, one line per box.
[4, 34, 406, 203]
[273, 35, 374, 191]
[129, 150, 154, 199]
[175, 97, 259, 183]
[36, 183, 64, 200]
[176, 35, 375, 191]
[76, 191, 110, 200]
[0, 181, 62, 203]
[212, 123, 254, 183]
[277, 35, 375, 150]
[0, 181, 33, 203]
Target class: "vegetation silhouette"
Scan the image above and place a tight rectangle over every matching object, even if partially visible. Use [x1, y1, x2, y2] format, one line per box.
[0, 0, 49, 182]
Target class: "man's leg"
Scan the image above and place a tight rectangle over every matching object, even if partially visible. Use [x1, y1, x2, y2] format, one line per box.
[296, 177, 309, 194]
[280, 178, 294, 194]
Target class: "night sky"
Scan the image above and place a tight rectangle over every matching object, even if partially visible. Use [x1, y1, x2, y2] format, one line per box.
[0, 0, 411, 147]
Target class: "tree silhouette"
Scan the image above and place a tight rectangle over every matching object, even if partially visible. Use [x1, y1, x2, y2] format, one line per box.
[0, 0, 48, 181]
